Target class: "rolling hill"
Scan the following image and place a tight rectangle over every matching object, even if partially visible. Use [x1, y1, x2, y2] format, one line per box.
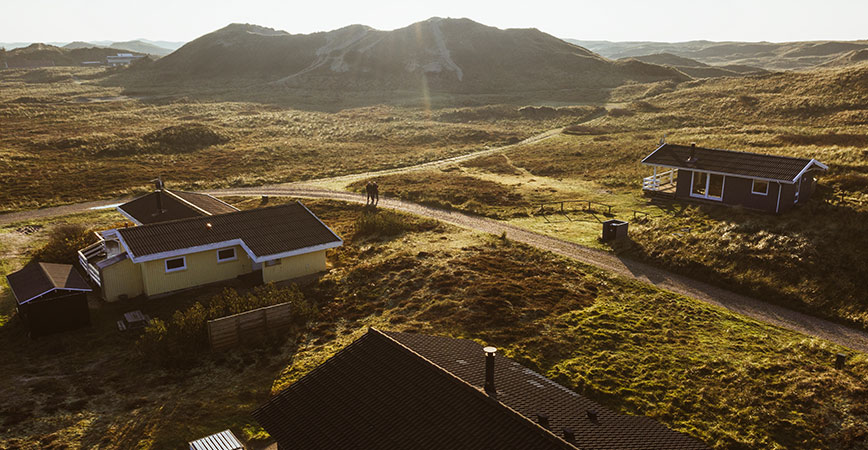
[568, 39, 868, 70]
[136, 18, 687, 101]
[619, 53, 766, 78]
[62, 40, 173, 56]
[2, 43, 146, 68]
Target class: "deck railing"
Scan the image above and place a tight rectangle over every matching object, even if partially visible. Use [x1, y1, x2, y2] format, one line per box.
[78, 241, 103, 287]
[643, 168, 677, 191]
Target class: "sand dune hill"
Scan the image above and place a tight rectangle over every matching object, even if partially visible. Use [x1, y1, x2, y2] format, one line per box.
[570, 39, 868, 70]
[3, 43, 146, 66]
[148, 18, 688, 95]
[618, 53, 766, 78]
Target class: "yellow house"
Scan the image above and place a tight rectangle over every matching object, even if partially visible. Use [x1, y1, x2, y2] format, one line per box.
[78, 201, 343, 301]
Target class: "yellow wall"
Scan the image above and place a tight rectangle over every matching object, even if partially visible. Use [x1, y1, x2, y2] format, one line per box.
[101, 256, 144, 302]
[140, 245, 252, 297]
[262, 250, 327, 283]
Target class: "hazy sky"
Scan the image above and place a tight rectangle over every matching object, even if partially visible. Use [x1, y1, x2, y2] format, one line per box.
[3, 0, 867, 44]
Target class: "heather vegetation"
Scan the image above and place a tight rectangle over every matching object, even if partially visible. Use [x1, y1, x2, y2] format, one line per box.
[0, 200, 866, 449]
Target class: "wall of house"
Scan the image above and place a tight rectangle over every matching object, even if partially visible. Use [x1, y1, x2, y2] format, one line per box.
[23, 292, 90, 338]
[101, 255, 144, 302]
[140, 245, 252, 297]
[676, 171, 790, 213]
[675, 169, 692, 198]
[262, 250, 327, 284]
[778, 182, 798, 213]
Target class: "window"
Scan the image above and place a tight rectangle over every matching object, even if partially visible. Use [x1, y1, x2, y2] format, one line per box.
[217, 248, 236, 262]
[265, 259, 282, 267]
[751, 180, 769, 195]
[690, 171, 725, 201]
[165, 257, 186, 273]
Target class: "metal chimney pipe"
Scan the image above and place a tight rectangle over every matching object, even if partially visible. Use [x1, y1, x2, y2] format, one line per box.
[483, 346, 497, 396]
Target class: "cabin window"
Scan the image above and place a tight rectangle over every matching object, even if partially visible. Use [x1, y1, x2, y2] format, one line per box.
[265, 259, 282, 267]
[217, 248, 237, 262]
[165, 257, 186, 273]
[751, 180, 769, 195]
[690, 171, 725, 201]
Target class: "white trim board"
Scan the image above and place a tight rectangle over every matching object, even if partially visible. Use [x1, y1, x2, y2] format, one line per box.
[14, 287, 92, 305]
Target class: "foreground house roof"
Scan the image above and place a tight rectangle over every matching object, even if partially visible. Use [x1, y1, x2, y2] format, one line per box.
[253, 328, 708, 450]
[641, 143, 827, 183]
[116, 201, 343, 263]
[6, 262, 91, 305]
[117, 189, 238, 225]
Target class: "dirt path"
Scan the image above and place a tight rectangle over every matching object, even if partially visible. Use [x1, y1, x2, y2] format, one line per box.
[207, 187, 868, 354]
[2, 125, 867, 353]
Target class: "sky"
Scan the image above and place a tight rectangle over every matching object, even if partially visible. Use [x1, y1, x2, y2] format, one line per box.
[3, 0, 868, 44]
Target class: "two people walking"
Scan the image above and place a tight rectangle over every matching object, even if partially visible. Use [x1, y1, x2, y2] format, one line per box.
[365, 181, 379, 206]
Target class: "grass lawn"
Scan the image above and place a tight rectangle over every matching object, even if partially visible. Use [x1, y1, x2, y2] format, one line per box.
[0, 199, 866, 449]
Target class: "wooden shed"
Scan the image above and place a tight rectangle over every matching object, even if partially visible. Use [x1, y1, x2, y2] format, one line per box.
[5, 262, 92, 338]
[642, 143, 828, 213]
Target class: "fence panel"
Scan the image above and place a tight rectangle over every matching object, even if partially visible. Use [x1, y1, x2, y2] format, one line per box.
[207, 302, 293, 351]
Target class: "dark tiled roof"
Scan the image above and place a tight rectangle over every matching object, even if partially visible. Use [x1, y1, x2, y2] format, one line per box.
[253, 328, 574, 450]
[6, 262, 91, 304]
[117, 201, 342, 261]
[385, 331, 708, 450]
[117, 189, 238, 225]
[253, 329, 708, 450]
[641, 144, 826, 182]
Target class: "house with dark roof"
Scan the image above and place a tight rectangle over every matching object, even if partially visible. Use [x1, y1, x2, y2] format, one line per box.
[641, 143, 828, 213]
[5, 262, 92, 337]
[77, 201, 342, 301]
[253, 328, 708, 450]
[116, 180, 239, 225]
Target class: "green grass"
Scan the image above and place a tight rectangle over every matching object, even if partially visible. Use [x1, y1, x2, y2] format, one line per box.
[1, 200, 866, 449]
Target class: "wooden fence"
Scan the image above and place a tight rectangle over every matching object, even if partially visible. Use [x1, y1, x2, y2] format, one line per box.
[207, 302, 293, 351]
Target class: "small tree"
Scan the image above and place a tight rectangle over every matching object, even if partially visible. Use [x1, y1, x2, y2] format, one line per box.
[32, 224, 97, 264]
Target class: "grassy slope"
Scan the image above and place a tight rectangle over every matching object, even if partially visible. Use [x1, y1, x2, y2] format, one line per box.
[1, 200, 866, 449]
[0, 67, 602, 211]
[347, 64, 868, 329]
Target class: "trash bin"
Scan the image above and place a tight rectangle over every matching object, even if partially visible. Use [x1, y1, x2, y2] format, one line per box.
[602, 219, 628, 242]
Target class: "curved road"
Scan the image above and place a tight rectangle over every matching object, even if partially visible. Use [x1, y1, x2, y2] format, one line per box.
[207, 186, 868, 353]
[1, 126, 867, 353]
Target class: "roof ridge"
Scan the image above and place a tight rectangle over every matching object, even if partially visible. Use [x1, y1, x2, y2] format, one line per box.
[118, 201, 301, 230]
[370, 328, 577, 449]
[664, 143, 813, 162]
[172, 190, 240, 212]
[162, 189, 213, 216]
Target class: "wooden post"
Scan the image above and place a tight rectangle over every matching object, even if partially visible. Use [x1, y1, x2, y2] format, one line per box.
[561, 201, 564, 212]
[836, 353, 846, 370]
[653, 166, 658, 189]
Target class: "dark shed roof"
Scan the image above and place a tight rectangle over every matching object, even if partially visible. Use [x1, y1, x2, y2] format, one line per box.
[117, 189, 238, 225]
[117, 201, 342, 262]
[642, 143, 827, 183]
[6, 262, 91, 305]
[253, 328, 708, 450]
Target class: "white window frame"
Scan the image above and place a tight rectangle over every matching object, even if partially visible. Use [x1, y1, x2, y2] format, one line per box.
[216, 247, 237, 263]
[689, 171, 725, 201]
[165, 256, 187, 273]
[751, 179, 769, 196]
[265, 258, 282, 267]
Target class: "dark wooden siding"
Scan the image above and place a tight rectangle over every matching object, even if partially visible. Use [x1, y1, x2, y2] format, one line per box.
[674, 171, 794, 213]
[19, 292, 90, 338]
[675, 169, 693, 198]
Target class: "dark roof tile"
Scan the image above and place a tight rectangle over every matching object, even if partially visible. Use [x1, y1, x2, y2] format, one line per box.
[642, 144, 826, 182]
[5, 262, 91, 304]
[117, 201, 342, 261]
[117, 189, 238, 225]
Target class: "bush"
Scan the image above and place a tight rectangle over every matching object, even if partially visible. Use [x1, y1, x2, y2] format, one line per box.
[32, 224, 97, 264]
[354, 210, 413, 239]
[137, 284, 314, 367]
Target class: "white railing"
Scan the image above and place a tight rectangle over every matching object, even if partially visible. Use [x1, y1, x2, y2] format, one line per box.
[643, 168, 677, 191]
[78, 241, 103, 287]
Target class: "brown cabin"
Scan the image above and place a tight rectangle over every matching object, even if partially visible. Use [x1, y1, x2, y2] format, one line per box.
[641, 143, 828, 213]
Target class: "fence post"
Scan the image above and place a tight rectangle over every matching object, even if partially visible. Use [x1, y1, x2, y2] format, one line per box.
[561, 201, 564, 213]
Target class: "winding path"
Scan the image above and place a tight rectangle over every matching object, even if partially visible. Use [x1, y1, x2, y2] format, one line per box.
[2, 126, 867, 353]
[208, 186, 868, 353]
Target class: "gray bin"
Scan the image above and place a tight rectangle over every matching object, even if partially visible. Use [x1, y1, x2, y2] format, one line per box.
[602, 219, 628, 242]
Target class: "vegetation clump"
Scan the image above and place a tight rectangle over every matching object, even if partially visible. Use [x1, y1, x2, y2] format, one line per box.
[31, 223, 97, 264]
[142, 122, 228, 152]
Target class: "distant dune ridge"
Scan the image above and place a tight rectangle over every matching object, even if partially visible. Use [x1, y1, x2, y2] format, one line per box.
[145, 18, 688, 95]
[569, 39, 868, 70]
[1, 43, 147, 67]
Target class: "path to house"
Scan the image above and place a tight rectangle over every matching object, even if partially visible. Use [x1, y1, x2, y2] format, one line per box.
[1, 123, 867, 353]
[206, 186, 868, 354]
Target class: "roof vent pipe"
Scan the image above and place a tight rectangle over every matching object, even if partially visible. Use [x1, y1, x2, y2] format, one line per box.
[587, 409, 599, 422]
[536, 413, 550, 429]
[687, 143, 697, 163]
[483, 346, 497, 397]
[562, 428, 575, 443]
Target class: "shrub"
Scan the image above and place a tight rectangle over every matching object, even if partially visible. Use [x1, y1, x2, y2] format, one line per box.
[354, 210, 414, 239]
[32, 224, 97, 264]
